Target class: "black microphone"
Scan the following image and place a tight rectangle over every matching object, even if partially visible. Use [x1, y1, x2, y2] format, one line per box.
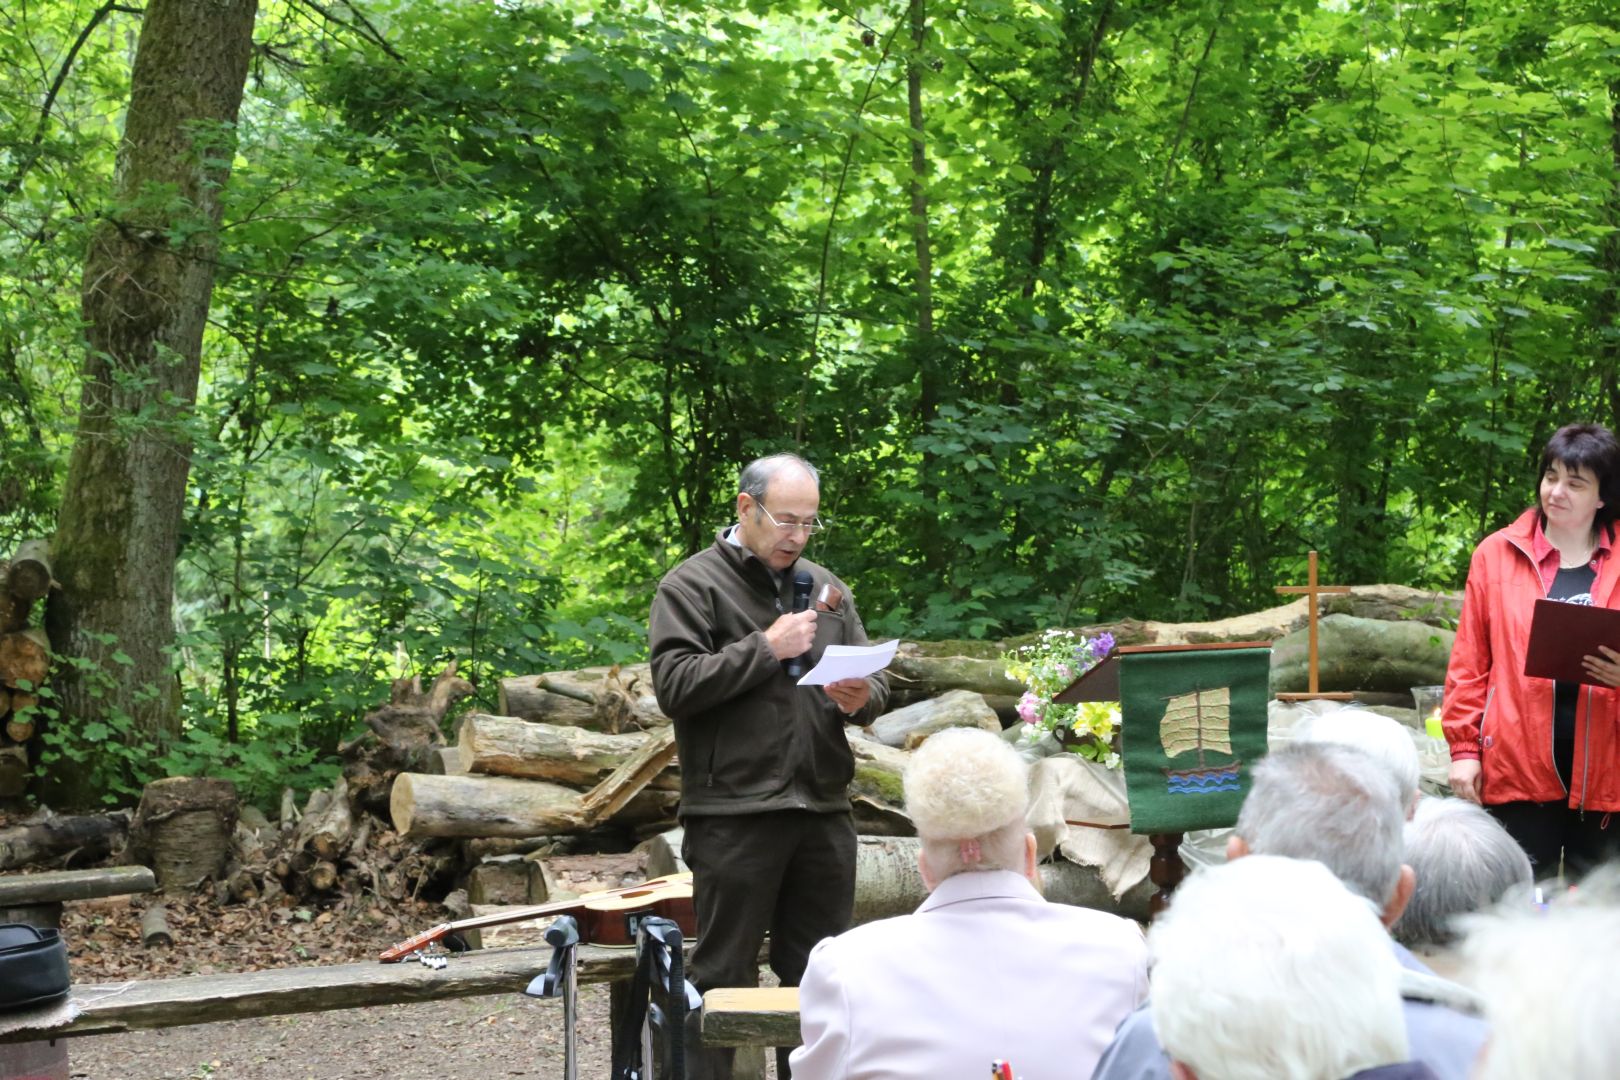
[784, 571, 815, 679]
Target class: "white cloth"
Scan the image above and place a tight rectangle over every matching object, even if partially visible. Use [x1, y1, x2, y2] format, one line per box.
[789, 869, 1149, 1080]
[1025, 754, 1152, 898]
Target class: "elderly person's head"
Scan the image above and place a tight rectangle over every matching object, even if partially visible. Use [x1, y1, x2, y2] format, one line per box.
[1297, 709, 1422, 819]
[1230, 741, 1413, 924]
[1462, 889, 1620, 1079]
[735, 453, 821, 572]
[1150, 855, 1409, 1080]
[1393, 797, 1532, 950]
[904, 728, 1035, 888]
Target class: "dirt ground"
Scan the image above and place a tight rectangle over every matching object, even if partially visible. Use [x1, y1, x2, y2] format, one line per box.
[67, 988, 614, 1080]
[47, 893, 717, 1080]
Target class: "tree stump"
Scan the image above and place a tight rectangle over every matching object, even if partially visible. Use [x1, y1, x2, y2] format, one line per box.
[340, 663, 474, 814]
[127, 777, 239, 890]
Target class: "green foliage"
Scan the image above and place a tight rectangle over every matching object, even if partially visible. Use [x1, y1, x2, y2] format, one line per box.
[31, 644, 155, 805]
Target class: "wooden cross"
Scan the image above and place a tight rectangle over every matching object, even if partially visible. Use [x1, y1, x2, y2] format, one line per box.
[1274, 550, 1354, 702]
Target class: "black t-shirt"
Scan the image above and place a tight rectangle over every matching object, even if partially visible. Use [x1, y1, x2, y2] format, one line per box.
[1550, 564, 1596, 786]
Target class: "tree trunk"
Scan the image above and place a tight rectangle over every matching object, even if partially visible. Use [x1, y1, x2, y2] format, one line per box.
[496, 664, 664, 732]
[454, 714, 679, 789]
[1271, 614, 1455, 696]
[391, 772, 680, 840]
[0, 810, 132, 870]
[46, 0, 258, 803]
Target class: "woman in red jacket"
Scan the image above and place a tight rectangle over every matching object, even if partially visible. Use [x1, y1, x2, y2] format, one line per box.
[1443, 423, 1620, 877]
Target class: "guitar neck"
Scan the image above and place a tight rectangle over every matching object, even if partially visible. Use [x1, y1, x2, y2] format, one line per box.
[379, 872, 691, 961]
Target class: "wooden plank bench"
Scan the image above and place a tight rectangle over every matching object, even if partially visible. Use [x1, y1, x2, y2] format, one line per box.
[701, 987, 801, 1049]
[0, 866, 159, 1079]
[0, 866, 156, 928]
[0, 941, 650, 1044]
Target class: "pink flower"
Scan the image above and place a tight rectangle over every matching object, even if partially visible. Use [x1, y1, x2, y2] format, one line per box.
[1017, 691, 1041, 724]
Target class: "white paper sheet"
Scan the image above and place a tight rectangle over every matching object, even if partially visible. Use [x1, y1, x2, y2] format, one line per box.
[795, 639, 900, 686]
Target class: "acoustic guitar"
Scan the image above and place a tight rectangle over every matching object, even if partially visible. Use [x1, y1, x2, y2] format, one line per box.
[379, 872, 697, 962]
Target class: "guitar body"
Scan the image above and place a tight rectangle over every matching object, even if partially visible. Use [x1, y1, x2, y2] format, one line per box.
[575, 880, 697, 947]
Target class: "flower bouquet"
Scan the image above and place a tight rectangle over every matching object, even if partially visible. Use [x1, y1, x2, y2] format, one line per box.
[1002, 630, 1121, 767]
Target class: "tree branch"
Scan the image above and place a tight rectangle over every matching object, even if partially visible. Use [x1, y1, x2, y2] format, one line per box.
[3, 1, 145, 197]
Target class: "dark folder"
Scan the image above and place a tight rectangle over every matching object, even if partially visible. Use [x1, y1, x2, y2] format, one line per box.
[1523, 597, 1620, 685]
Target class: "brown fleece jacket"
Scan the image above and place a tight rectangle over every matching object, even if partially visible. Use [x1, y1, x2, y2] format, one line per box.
[648, 531, 889, 817]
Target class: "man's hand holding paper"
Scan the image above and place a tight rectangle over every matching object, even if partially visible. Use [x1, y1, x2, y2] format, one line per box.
[824, 677, 871, 715]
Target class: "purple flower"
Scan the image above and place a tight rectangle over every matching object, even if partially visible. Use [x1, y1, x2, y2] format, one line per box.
[1092, 632, 1116, 659]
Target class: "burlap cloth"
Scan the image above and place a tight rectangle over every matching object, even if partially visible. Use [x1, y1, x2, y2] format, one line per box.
[0, 983, 134, 1038]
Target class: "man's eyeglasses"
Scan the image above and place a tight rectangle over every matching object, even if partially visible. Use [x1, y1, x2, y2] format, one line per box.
[755, 504, 827, 536]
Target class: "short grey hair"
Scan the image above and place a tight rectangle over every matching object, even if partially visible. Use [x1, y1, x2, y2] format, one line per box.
[738, 453, 819, 502]
[1296, 708, 1421, 815]
[1150, 855, 1407, 1080]
[1463, 895, 1620, 1079]
[1393, 797, 1532, 949]
[1236, 742, 1405, 907]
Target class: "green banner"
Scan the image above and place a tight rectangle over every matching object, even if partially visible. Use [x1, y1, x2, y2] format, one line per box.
[1121, 646, 1271, 834]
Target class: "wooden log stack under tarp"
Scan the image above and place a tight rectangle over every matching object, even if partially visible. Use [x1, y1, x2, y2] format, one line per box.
[0, 539, 54, 798]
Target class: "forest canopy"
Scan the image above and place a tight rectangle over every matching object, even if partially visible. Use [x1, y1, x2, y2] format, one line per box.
[1, 0, 1615, 802]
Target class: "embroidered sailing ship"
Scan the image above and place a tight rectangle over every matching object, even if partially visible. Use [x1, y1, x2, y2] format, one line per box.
[1160, 686, 1242, 795]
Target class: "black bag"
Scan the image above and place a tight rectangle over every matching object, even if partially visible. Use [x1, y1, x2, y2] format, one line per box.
[0, 924, 71, 1011]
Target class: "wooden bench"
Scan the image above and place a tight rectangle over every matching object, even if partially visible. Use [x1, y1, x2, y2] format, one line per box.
[0, 866, 157, 929]
[0, 866, 159, 1079]
[701, 986, 801, 1049]
[0, 941, 652, 1044]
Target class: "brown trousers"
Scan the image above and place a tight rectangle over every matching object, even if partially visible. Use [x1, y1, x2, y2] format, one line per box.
[680, 810, 857, 1080]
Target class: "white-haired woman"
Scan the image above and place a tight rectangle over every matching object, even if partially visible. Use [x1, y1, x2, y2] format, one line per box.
[789, 728, 1148, 1080]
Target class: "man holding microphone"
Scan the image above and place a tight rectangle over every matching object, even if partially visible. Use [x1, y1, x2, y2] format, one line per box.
[649, 452, 889, 1080]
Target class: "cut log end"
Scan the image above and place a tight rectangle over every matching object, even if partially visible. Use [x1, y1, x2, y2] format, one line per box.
[141, 903, 173, 948]
[6, 540, 52, 603]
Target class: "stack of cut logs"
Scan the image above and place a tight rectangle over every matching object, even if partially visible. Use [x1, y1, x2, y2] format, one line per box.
[0, 540, 52, 799]
[386, 662, 992, 931]
[390, 663, 993, 844]
[387, 584, 1464, 920]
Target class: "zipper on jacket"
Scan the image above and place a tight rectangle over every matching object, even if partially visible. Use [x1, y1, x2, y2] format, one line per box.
[1505, 535, 1572, 799]
[1579, 684, 1593, 814]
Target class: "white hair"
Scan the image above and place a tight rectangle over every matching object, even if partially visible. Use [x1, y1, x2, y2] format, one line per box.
[738, 453, 819, 501]
[904, 728, 1030, 878]
[1149, 855, 1408, 1080]
[1463, 898, 1620, 1079]
[1236, 742, 1404, 906]
[1393, 797, 1532, 949]
[1296, 708, 1421, 816]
